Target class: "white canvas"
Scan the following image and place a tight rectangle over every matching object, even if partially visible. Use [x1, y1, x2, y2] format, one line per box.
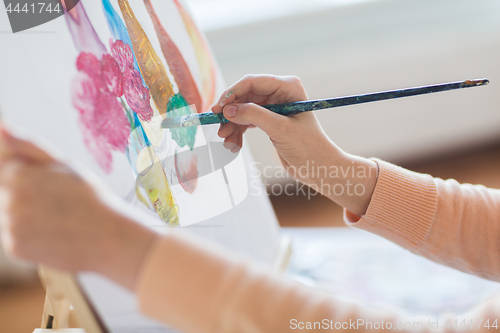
[0, 1, 281, 331]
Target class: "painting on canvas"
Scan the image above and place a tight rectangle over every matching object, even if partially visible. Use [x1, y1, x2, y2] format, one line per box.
[0, 1, 280, 331]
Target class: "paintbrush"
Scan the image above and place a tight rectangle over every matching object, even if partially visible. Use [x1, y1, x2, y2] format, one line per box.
[161, 78, 489, 128]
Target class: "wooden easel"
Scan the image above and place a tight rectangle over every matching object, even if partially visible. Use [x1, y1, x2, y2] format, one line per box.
[34, 236, 293, 333]
[35, 266, 103, 333]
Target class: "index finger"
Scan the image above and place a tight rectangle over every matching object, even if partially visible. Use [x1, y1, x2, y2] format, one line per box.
[212, 75, 283, 113]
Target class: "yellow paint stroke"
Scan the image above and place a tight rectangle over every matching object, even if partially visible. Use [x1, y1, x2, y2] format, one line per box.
[136, 146, 179, 226]
[117, 0, 174, 114]
[173, 0, 217, 113]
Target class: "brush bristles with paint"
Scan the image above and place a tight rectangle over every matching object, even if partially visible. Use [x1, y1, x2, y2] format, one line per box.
[161, 78, 489, 128]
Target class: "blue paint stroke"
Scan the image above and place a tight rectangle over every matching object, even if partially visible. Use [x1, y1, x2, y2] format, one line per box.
[125, 109, 152, 173]
[101, 0, 143, 81]
[102, 0, 153, 158]
[133, 111, 151, 146]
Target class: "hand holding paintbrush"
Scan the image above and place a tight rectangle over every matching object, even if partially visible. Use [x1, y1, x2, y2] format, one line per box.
[161, 77, 487, 129]
[214, 74, 378, 216]
[204, 74, 487, 216]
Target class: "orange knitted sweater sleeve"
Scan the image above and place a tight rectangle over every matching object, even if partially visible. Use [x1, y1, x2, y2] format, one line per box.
[346, 159, 500, 281]
[134, 159, 500, 333]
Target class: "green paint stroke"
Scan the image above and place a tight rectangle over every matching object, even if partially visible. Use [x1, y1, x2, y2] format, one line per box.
[167, 93, 197, 150]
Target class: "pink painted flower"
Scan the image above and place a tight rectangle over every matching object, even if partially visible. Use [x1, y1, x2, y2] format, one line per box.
[72, 40, 154, 173]
[76, 53, 104, 90]
[92, 90, 130, 150]
[72, 53, 130, 173]
[100, 54, 123, 97]
[110, 39, 153, 121]
[110, 39, 134, 72]
[123, 70, 153, 121]
[72, 71, 97, 115]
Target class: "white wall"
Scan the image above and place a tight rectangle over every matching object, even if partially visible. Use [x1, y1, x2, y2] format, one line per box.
[195, 0, 500, 182]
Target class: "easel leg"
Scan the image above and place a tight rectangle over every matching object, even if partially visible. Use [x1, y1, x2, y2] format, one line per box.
[41, 292, 55, 329]
[41, 287, 74, 329]
[38, 266, 102, 333]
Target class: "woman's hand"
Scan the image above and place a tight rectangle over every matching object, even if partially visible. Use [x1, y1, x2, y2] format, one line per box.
[0, 128, 158, 291]
[212, 75, 337, 182]
[212, 75, 378, 216]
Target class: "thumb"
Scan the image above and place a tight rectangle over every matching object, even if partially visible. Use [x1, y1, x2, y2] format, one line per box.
[0, 127, 56, 164]
[223, 103, 289, 138]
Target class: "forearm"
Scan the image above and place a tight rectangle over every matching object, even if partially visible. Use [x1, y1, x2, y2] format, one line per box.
[135, 231, 500, 333]
[346, 159, 500, 282]
[324, 151, 378, 217]
[415, 178, 500, 281]
[303, 139, 378, 217]
[90, 207, 159, 291]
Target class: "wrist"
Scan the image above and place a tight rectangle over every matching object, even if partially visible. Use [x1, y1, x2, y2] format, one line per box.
[93, 206, 159, 291]
[309, 148, 378, 216]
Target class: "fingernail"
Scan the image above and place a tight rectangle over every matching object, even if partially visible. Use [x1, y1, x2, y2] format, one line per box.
[225, 105, 237, 118]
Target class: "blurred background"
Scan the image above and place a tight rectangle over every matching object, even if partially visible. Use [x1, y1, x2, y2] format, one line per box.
[198, 0, 500, 176]
[2, 0, 500, 331]
[195, 0, 500, 226]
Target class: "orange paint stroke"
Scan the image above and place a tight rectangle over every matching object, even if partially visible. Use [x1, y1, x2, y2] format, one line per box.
[144, 0, 203, 114]
[172, 0, 217, 113]
[117, 0, 174, 114]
